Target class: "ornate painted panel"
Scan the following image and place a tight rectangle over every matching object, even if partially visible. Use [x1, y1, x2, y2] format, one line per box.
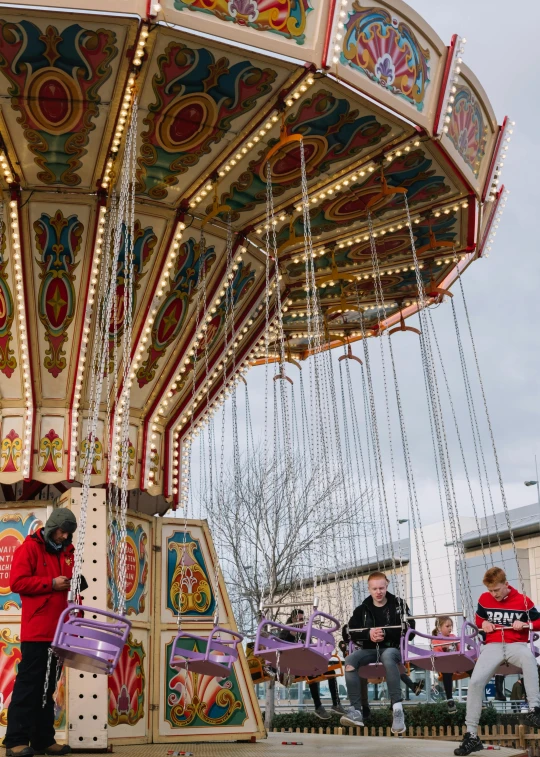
[37, 415, 66, 477]
[155, 518, 264, 742]
[440, 68, 498, 195]
[164, 634, 247, 729]
[0, 510, 45, 613]
[165, 531, 217, 621]
[129, 228, 232, 414]
[219, 80, 412, 224]
[135, 32, 297, 206]
[327, 1, 446, 133]
[78, 417, 106, 484]
[27, 201, 91, 400]
[106, 212, 166, 375]
[0, 419, 24, 483]
[0, 11, 137, 189]
[107, 520, 149, 619]
[108, 630, 148, 739]
[162, 0, 329, 69]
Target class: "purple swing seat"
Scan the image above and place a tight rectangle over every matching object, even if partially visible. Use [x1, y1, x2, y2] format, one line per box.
[170, 626, 244, 678]
[347, 641, 405, 679]
[401, 621, 480, 674]
[51, 603, 132, 675]
[253, 611, 339, 677]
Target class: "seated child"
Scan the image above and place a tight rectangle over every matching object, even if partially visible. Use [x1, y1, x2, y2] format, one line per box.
[432, 615, 459, 715]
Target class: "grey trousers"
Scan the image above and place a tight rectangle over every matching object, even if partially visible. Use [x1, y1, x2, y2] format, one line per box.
[344, 646, 403, 707]
[466, 643, 540, 730]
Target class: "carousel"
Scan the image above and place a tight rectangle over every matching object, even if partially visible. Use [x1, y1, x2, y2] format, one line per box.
[0, 0, 513, 750]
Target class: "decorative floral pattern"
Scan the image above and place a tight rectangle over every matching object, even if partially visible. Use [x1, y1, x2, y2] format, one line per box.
[108, 634, 145, 726]
[136, 41, 276, 201]
[79, 434, 103, 475]
[342, 3, 431, 112]
[167, 533, 216, 617]
[0, 430, 22, 474]
[165, 636, 247, 728]
[173, 0, 311, 44]
[136, 237, 216, 388]
[0, 20, 117, 185]
[34, 210, 83, 377]
[38, 428, 63, 473]
[447, 85, 488, 177]
[0, 512, 42, 611]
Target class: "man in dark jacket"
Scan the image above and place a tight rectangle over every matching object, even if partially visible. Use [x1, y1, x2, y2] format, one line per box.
[340, 571, 414, 734]
[3, 507, 83, 757]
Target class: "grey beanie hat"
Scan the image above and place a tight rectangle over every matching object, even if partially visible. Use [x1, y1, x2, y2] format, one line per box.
[44, 507, 77, 542]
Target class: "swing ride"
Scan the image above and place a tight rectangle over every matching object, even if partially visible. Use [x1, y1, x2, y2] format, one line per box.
[0, 0, 525, 749]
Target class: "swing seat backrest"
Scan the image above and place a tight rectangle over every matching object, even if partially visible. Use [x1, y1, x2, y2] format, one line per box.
[253, 611, 340, 677]
[169, 626, 244, 674]
[401, 621, 480, 674]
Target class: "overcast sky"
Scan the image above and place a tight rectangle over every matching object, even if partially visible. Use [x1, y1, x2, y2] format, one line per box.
[192, 0, 540, 535]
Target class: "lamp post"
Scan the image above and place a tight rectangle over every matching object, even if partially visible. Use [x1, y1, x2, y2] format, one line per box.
[524, 454, 540, 508]
[398, 518, 413, 614]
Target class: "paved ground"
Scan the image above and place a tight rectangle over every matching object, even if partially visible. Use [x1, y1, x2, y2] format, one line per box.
[94, 732, 526, 756]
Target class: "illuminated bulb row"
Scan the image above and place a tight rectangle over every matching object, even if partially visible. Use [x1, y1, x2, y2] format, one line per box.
[189, 76, 316, 196]
[133, 25, 149, 67]
[70, 205, 107, 479]
[106, 75, 136, 168]
[146, 428, 160, 487]
[336, 217, 421, 249]
[0, 152, 13, 184]
[331, 0, 352, 65]
[437, 36, 467, 136]
[433, 200, 469, 217]
[483, 188, 508, 259]
[385, 141, 421, 162]
[9, 201, 31, 477]
[130, 221, 187, 399]
[486, 119, 514, 201]
[292, 165, 376, 213]
[436, 253, 469, 266]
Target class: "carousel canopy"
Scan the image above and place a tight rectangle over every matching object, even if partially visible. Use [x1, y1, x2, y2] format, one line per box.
[0, 0, 508, 509]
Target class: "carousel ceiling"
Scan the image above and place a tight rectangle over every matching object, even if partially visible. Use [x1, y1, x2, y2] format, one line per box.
[0, 0, 510, 506]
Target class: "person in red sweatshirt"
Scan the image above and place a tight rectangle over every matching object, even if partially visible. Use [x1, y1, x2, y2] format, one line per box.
[3, 507, 84, 757]
[455, 566, 540, 755]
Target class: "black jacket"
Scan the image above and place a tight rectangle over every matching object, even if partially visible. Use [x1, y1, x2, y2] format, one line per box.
[348, 591, 415, 650]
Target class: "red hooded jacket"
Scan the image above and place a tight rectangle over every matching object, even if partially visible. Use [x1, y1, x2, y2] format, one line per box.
[476, 585, 540, 644]
[11, 529, 75, 642]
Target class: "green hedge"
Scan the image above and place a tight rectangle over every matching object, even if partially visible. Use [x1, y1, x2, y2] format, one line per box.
[271, 703, 523, 731]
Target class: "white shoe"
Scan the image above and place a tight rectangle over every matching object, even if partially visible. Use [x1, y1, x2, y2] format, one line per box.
[391, 706, 406, 734]
[340, 707, 364, 728]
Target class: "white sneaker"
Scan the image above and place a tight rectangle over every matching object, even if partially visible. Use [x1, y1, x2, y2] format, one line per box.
[391, 706, 406, 734]
[340, 707, 364, 728]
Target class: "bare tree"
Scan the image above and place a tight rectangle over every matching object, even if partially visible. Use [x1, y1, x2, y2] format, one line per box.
[202, 443, 369, 727]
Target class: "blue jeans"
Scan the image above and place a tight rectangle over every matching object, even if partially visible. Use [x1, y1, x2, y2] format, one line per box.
[345, 646, 403, 707]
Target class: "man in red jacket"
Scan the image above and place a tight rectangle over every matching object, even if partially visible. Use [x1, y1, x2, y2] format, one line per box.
[3, 507, 80, 757]
[455, 566, 540, 755]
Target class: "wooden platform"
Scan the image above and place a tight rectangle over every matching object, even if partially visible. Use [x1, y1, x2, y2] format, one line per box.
[95, 732, 527, 756]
